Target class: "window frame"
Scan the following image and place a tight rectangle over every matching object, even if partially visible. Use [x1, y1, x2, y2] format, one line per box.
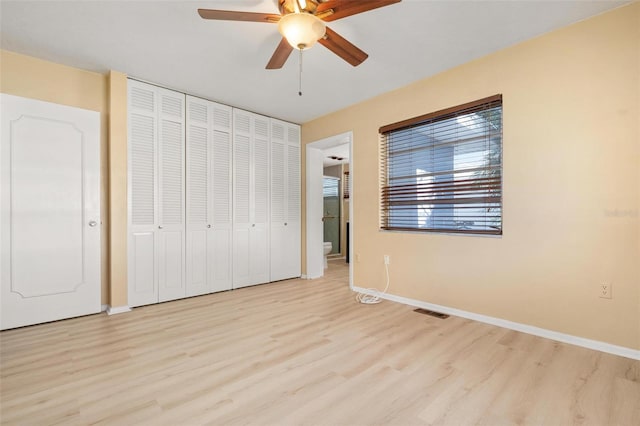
[379, 95, 503, 236]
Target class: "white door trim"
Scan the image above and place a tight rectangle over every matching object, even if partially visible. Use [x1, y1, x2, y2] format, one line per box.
[305, 131, 353, 288]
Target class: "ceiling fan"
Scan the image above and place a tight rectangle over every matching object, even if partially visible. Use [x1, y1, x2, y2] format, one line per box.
[198, 0, 402, 69]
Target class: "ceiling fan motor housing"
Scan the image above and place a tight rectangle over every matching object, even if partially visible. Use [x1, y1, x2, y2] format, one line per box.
[279, 0, 320, 15]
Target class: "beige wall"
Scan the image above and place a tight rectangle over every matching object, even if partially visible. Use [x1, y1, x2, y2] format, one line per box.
[108, 71, 128, 308]
[1, 50, 111, 304]
[302, 3, 640, 349]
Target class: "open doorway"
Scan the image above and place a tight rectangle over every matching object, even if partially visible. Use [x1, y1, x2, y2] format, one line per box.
[306, 132, 353, 288]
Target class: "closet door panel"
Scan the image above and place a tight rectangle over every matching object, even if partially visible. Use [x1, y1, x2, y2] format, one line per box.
[251, 116, 270, 285]
[232, 228, 250, 287]
[269, 223, 286, 281]
[188, 229, 208, 293]
[233, 134, 251, 226]
[213, 130, 232, 224]
[211, 104, 233, 292]
[158, 230, 184, 302]
[211, 228, 231, 292]
[270, 120, 286, 281]
[249, 226, 269, 285]
[253, 118, 270, 226]
[287, 143, 301, 222]
[232, 110, 252, 288]
[157, 89, 186, 302]
[285, 141, 301, 278]
[186, 98, 211, 297]
[270, 130, 286, 224]
[269, 119, 300, 281]
[130, 232, 156, 306]
[128, 82, 159, 307]
[284, 223, 301, 278]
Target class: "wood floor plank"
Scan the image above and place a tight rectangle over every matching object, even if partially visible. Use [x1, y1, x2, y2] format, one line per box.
[1, 262, 638, 425]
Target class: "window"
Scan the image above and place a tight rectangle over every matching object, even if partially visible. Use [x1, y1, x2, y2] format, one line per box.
[323, 177, 339, 197]
[380, 95, 503, 235]
[343, 171, 350, 199]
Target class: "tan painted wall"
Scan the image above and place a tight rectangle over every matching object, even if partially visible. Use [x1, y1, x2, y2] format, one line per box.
[0, 50, 111, 304]
[302, 3, 640, 349]
[108, 71, 128, 308]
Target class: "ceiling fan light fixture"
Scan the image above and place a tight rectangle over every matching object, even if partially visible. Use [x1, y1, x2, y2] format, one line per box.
[278, 12, 326, 50]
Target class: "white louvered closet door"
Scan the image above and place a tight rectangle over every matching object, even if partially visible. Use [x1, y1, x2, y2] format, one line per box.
[232, 109, 252, 288]
[157, 88, 186, 302]
[250, 115, 270, 286]
[186, 97, 233, 296]
[128, 80, 186, 307]
[270, 119, 301, 281]
[285, 124, 301, 279]
[233, 109, 270, 288]
[186, 96, 211, 297]
[211, 103, 233, 292]
[128, 82, 159, 307]
[269, 120, 287, 281]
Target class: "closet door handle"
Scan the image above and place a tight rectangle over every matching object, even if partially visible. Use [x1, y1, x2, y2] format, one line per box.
[158, 225, 163, 229]
[284, 222, 288, 226]
[252, 224, 255, 227]
[88, 221, 98, 227]
[207, 224, 212, 228]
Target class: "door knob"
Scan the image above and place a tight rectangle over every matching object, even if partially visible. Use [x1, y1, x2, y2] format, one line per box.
[252, 224, 255, 227]
[89, 221, 98, 227]
[207, 224, 212, 228]
[284, 222, 287, 226]
[158, 225, 163, 229]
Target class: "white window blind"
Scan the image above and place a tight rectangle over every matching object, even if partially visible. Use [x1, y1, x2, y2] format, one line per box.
[380, 95, 503, 235]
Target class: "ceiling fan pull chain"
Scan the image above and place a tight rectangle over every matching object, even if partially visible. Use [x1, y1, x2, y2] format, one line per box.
[299, 48, 303, 96]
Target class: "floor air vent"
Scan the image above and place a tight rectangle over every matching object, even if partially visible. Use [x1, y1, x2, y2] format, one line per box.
[414, 308, 449, 319]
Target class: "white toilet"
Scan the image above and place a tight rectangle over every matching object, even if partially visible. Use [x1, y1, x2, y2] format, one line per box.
[323, 242, 332, 269]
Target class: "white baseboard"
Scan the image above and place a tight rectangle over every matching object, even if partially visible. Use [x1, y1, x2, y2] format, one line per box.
[106, 305, 132, 315]
[353, 286, 640, 361]
[101, 304, 108, 312]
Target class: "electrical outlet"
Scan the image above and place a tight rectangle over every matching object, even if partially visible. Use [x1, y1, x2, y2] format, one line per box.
[384, 255, 390, 265]
[599, 283, 612, 299]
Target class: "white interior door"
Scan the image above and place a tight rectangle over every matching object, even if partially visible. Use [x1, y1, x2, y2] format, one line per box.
[0, 94, 101, 330]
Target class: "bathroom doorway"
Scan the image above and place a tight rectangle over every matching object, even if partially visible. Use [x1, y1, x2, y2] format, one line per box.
[305, 132, 353, 287]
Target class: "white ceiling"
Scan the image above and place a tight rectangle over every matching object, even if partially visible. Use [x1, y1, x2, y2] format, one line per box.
[322, 142, 350, 166]
[0, 0, 627, 124]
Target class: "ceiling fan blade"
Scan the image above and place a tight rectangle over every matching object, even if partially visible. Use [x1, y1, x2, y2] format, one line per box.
[197, 9, 281, 23]
[318, 27, 368, 67]
[317, 0, 401, 22]
[266, 38, 294, 69]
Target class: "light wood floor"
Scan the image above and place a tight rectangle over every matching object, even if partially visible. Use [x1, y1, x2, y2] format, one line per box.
[1, 261, 639, 425]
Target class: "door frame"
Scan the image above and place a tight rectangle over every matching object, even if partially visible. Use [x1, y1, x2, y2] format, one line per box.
[305, 131, 353, 288]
